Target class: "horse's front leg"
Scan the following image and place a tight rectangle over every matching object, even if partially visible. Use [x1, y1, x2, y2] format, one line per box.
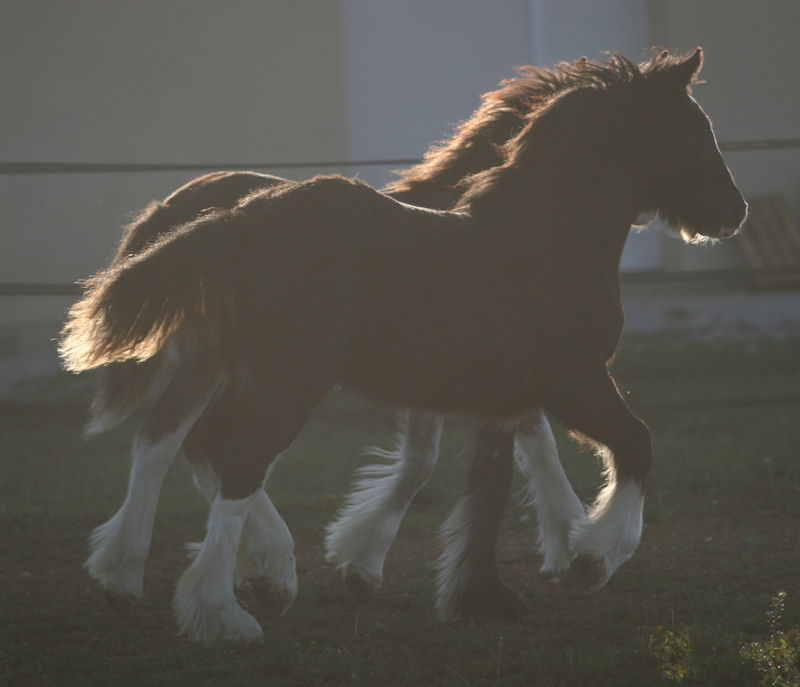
[174, 369, 327, 643]
[325, 410, 444, 595]
[174, 490, 263, 643]
[548, 370, 652, 592]
[515, 409, 586, 574]
[435, 424, 526, 623]
[188, 458, 298, 619]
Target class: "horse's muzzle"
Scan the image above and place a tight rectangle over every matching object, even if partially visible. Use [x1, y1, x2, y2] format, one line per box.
[719, 197, 749, 238]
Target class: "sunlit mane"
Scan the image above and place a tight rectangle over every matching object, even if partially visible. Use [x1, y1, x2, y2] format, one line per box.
[454, 50, 705, 212]
[387, 50, 702, 199]
[385, 59, 590, 195]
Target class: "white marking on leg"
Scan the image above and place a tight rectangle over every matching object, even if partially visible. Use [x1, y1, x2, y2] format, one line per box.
[324, 411, 443, 592]
[174, 493, 263, 643]
[86, 418, 198, 598]
[188, 452, 296, 613]
[434, 493, 477, 622]
[184, 459, 220, 562]
[514, 410, 586, 573]
[569, 473, 644, 591]
[86, 371, 219, 600]
[236, 490, 297, 616]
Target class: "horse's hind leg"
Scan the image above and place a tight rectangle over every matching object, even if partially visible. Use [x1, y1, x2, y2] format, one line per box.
[174, 489, 263, 643]
[183, 411, 298, 619]
[174, 383, 327, 643]
[184, 460, 297, 632]
[435, 424, 525, 623]
[236, 486, 298, 618]
[85, 353, 221, 605]
[514, 409, 585, 574]
[325, 410, 444, 595]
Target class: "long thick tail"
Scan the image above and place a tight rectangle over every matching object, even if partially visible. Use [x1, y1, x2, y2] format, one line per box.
[59, 210, 238, 373]
[85, 172, 288, 433]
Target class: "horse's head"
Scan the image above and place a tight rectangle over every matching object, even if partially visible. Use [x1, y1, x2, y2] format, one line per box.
[637, 48, 748, 242]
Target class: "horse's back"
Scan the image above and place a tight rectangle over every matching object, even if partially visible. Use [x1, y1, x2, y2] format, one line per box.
[163, 171, 289, 209]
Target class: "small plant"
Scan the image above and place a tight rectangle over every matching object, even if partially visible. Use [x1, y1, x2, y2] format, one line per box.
[740, 591, 800, 687]
[649, 625, 693, 682]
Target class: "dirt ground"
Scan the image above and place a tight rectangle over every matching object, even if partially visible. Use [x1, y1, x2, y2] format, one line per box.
[2, 281, 799, 685]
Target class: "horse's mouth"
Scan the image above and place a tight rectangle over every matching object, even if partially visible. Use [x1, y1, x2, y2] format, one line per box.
[680, 225, 731, 244]
[679, 201, 748, 243]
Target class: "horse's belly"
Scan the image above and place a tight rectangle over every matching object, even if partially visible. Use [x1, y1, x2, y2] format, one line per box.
[343, 347, 540, 417]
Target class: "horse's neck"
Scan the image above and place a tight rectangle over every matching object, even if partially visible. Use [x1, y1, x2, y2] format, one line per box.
[389, 144, 503, 203]
[475, 161, 635, 272]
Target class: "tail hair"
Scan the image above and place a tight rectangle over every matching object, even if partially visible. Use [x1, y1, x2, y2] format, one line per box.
[86, 357, 168, 435]
[113, 199, 172, 262]
[59, 210, 237, 372]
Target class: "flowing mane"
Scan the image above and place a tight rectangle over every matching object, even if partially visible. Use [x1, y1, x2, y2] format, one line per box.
[389, 49, 701, 203]
[456, 50, 704, 213]
[386, 59, 590, 195]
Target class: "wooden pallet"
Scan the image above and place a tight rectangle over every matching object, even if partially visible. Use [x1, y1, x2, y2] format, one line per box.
[736, 194, 800, 289]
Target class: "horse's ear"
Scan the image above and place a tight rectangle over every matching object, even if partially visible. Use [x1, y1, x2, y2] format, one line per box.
[673, 47, 704, 86]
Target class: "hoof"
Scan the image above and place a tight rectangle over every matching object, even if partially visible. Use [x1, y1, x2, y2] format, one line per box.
[86, 552, 145, 601]
[454, 581, 528, 623]
[341, 564, 381, 598]
[568, 553, 609, 593]
[538, 554, 573, 576]
[251, 580, 296, 619]
[175, 599, 264, 644]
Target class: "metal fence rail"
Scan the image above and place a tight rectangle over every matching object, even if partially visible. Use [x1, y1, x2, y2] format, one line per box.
[1, 136, 797, 296]
[0, 138, 798, 176]
[0, 158, 419, 175]
[3, 266, 799, 297]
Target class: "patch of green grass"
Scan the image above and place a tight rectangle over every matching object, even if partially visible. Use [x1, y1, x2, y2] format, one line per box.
[740, 591, 800, 687]
[2, 333, 799, 685]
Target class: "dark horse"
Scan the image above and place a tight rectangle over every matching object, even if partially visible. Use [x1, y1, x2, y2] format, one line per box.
[77, 61, 593, 626]
[61, 49, 747, 642]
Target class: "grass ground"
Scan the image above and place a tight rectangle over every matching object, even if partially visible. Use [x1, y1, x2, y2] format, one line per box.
[1, 332, 799, 686]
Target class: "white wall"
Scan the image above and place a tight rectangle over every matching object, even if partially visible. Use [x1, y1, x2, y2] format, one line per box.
[0, 0, 347, 324]
[339, 0, 532, 188]
[2, 0, 798, 329]
[528, 0, 649, 64]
